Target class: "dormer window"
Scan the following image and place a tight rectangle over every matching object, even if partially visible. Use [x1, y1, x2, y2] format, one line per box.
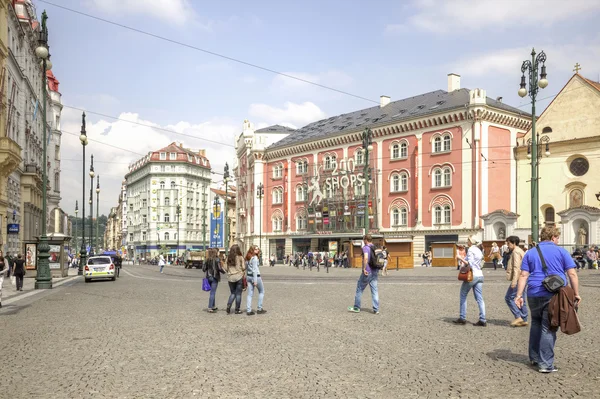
[160, 152, 166, 160]
[169, 152, 176, 160]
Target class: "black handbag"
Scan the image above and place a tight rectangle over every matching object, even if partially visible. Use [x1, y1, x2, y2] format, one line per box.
[536, 246, 565, 293]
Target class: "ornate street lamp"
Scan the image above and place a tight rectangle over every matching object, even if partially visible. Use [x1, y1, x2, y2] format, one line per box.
[518, 48, 548, 243]
[96, 175, 100, 253]
[89, 155, 95, 255]
[361, 128, 373, 233]
[74, 201, 78, 256]
[256, 183, 264, 265]
[223, 163, 230, 255]
[213, 194, 220, 248]
[34, 11, 52, 289]
[78, 113, 88, 275]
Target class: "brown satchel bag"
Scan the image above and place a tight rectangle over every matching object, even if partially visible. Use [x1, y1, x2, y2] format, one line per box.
[458, 265, 473, 282]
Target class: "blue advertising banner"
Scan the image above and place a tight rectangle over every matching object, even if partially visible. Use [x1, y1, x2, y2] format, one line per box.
[7, 223, 19, 234]
[210, 198, 224, 248]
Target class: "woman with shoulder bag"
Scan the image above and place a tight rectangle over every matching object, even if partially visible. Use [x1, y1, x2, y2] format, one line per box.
[454, 236, 487, 327]
[246, 246, 266, 316]
[206, 248, 225, 313]
[225, 245, 246, 314]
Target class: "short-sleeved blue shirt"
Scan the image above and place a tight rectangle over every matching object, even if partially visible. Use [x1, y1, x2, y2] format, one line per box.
[521, 241, 575, 297]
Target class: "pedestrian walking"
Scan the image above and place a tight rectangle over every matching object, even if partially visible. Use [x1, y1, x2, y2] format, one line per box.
[348, 234, 380, 314]
[488, 242, 501, 270]
[246, 246, 266, 315]
[505, 236, 528, 327]
[454, 235, 486, 326]
[501, 241, 510, 270]
[270, 254, 276, 267]
[225, 244, 246, 314]
[381, 246, 389, 276]
[205, 248, 224, 313]
[515, 226, 581, 373]
[12, 254, 26, 292]
[158, 253, 166, 273]
[0, 252, 8, 308]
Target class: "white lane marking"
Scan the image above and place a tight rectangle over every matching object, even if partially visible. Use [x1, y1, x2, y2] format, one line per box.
[121, 269, 198, 282]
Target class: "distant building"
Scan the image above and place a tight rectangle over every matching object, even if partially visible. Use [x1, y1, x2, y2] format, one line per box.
[234, 75, 531, 266]
[124, 142, 211, 260]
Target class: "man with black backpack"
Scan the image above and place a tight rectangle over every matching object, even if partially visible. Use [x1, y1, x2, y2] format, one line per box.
[348, 234, 381, 314]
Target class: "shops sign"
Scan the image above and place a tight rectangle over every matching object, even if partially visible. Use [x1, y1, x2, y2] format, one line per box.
[308, 159, 366, 206]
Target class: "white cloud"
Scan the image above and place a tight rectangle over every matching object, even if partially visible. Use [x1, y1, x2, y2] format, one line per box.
[88, 0, 198, 26]
[248, 102, 327, 129]
[453, 42, 600, 77]
[59, 108, 238, 217]
[387, 0, 600, 33]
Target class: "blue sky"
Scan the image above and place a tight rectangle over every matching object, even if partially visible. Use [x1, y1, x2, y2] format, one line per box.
[39, 0, 600, 216]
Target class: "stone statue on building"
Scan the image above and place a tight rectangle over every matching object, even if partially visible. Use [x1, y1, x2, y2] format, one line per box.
[498, 227, 506, 240]
[577, 224, 587, 247]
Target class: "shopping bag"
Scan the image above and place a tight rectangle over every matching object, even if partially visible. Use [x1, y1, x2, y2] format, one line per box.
[202, 278, 211, 291]
[10, 276, 16, 286]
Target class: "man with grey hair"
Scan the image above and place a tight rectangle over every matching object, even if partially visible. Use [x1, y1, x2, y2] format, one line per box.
[454, 235, 486, 326]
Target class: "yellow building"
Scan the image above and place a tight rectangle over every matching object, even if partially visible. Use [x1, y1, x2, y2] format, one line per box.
[1, 0, 23, 253]
[515, 72, 600, 247]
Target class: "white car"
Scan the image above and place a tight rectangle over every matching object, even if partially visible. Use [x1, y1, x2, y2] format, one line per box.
[85, 256, 117, 283]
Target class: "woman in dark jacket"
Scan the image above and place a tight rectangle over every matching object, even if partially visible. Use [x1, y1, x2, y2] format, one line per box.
[206, 248, 224, 313]
[13, 254, 26, 291]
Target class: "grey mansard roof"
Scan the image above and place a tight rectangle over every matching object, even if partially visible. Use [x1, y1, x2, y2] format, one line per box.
[268, 88, 530, 150]
[255, 124, 297, 134]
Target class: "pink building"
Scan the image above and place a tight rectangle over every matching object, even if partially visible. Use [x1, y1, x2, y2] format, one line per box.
[234, 75, 531, 267]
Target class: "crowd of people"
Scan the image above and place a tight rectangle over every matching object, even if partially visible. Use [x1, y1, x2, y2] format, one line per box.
[454, 226, 582, 373]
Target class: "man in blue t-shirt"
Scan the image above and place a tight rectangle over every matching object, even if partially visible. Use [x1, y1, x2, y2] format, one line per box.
[348, 234, 380, 314]
[515, 226, 581, 373]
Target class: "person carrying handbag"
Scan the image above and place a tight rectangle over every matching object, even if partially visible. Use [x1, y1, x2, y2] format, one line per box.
[206, 248, 225, 313]
[454, 236, 486, 326]
[225, 245, 246, 314]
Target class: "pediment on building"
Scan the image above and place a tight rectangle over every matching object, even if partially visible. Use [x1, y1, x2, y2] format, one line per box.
[480, 209, 519, 220]
[557, 205, 600, 217]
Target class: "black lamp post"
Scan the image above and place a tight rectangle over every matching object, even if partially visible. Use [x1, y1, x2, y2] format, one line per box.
[74, 201, 78, 255]
[223, 163, 230, 255]
[34, 10, 52, 289]
[96, 175, 100, 252]
[361, 128, 373, 233]
[518, 48, 548, 243]
[176, 203, 181, 261]
[78, 113, 88, 275]
[89, 155, 95, 255]
[256, 183, 264, 265]
[213, 194, 220, 248]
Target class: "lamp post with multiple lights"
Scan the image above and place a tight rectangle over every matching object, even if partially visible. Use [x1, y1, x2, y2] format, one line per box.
[361, 128, 373, 233]
[34, 11, 52, 289]
[78, 113, 88, 275]
[74, 201, 78, 255]
[89, 155, 95, 255]
[223, 163, 230, 255]
[256, 183, 264, 265]
[96, 175, 100, 252]
[518, 48, 548, 243]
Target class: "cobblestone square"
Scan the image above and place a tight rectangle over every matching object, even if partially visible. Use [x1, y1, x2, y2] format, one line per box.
[1, 265, 598, 398]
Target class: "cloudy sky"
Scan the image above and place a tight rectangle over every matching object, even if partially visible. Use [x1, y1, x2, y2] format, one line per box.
[39, 0, 600, 216]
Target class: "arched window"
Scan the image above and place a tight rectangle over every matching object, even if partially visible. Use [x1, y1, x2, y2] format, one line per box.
[545, 207, 555, 226]
[164, 232, 170, 241]
[392, 208, 400, 226]
[296, 213, 307, 230]
[296, 185, 307, 202]
[273, 164, 283, 178]
[391, 175, 400, 192]
[443, 167, 451, 187]
[400, 142, 408, 158]
[444, 205, 451, 224]
[171, 181, 176, 189]
[356, 150, 364, 165]
[296, 160, 308, 174]
[54, 172, 59, 191]
[434, 206, 442, 224]
[164, 213, 170, 222]
[443, 134, 451, 151]
[391, 144, 400, 159]
[165, 197, 170, 206]
[160, 181, 165, 189]
[272, 215, 283, 231]
[324, 185, 333, 199]
[325, 156, 332, 170]
[434, 169, 442, 187]
[434, 137, 442, 153]
[400, 173, 408, 191]
[272, 188, 283, 204]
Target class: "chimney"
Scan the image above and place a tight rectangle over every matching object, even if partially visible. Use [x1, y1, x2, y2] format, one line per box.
[447, 73, 460, 92]
[380, 95, 390, 108]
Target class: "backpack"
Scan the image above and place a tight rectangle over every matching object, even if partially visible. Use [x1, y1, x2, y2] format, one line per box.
[368, 245, 386, 269]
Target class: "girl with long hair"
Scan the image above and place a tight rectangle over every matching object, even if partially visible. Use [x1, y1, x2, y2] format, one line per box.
[205, 248, 224, 313]
[225, 244, 246, 314]
[245, 245, 266, 315]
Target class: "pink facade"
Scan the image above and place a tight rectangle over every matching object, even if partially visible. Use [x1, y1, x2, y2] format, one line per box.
[487, 126, 512, 212]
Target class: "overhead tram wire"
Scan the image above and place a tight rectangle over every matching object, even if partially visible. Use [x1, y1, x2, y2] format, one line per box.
[37, 0, 379, 105]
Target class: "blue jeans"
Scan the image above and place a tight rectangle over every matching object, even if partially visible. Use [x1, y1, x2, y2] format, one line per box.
[528, 296, 556, 369]
[227, 279, 244, 310]
[246, 276, 264, 312]
[208, 276, 219, 309]
[353, 271, 379, 311]
[159, 264, 164, 273]
[459, 276, 486, 322]
[505, 285, 528, 321]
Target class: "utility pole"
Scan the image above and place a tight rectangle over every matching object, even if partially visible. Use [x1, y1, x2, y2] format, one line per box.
[202, 185, 207, 251]
[361, 128, 373, 233]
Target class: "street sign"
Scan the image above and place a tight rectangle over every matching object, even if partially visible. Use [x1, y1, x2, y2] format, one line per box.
[7, 224, 19, 234]
[368, 201, 372, 207]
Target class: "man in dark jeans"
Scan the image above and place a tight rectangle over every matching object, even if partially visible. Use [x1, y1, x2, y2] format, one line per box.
[13, 254, 26, 291]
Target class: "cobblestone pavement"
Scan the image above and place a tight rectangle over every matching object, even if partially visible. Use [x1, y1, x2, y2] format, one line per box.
[1, 264, 599, 398]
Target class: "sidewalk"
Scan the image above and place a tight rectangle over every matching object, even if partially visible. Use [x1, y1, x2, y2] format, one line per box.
[2, 267, 81, 304]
